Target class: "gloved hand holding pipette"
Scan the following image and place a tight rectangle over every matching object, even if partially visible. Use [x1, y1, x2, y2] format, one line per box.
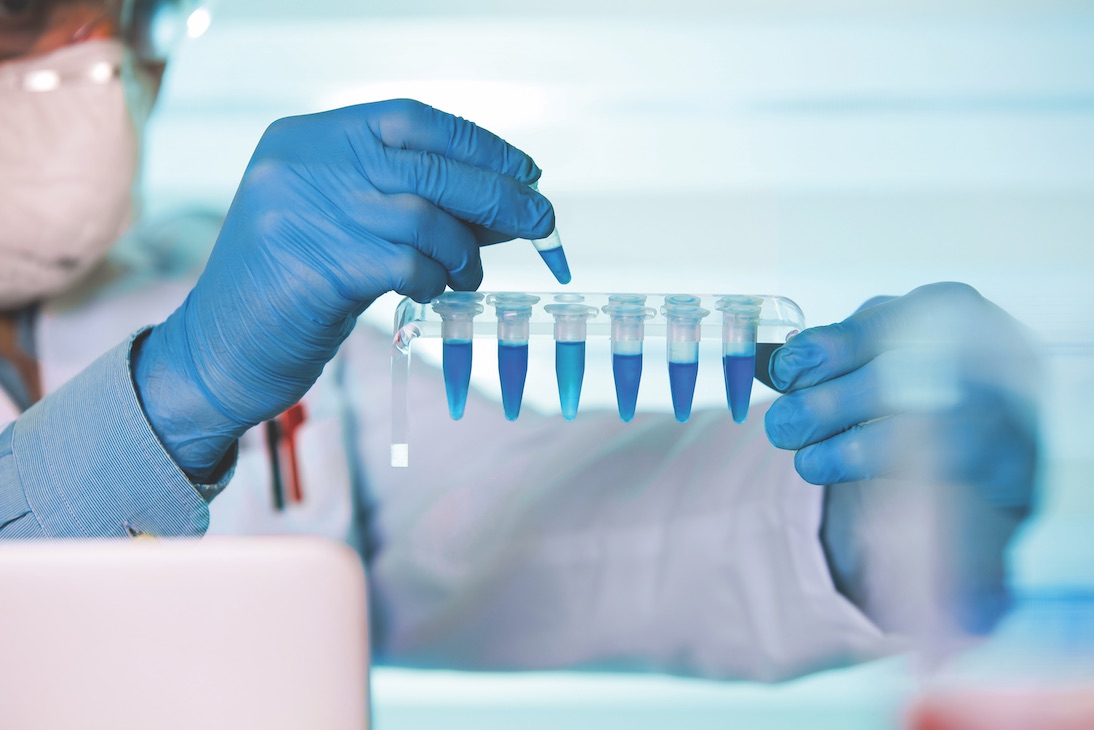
[134, 100, 558, 479]
[763, 282, 1039, 634]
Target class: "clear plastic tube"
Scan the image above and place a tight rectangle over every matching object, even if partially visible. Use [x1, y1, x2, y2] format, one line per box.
[487, 293, 541, 421]
[544, 297, 599, 421]
[716, 295, 764, 423]
[607, 293, 649, 306]
[431, 292, 485, 420]
[661, 301, 710, 423]
[663, 294, 702, 307]
[389, 292, 806, 466]
[531, 229, 572, 285]
[602, 300, 656, 422]
[528, 181, 571, 285]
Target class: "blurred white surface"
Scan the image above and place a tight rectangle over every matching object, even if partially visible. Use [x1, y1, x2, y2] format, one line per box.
[370, 659, 910, 730]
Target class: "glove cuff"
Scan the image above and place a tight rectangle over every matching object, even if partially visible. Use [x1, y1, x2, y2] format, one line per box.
[132, 320, 243, 481]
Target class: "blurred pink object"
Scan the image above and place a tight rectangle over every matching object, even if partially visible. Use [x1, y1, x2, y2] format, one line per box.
[0, 537, 370, 730]
[909, 685, 1094, 730]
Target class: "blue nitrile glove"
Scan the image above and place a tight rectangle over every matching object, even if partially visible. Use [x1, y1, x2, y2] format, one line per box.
[134, 100, 555, 479]
[764, 282, 1040, 634]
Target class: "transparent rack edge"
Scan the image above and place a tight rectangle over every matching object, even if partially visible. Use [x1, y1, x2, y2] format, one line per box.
[390, 292, 806, 467]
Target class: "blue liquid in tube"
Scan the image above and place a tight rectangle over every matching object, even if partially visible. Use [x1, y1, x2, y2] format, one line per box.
[668, 360, 699, 423]
[555, 341, 586, 421]
[442, 340, 473, 420]
[723, 354, 756, 423]
[498, 342, 529, 421]
[537, 246, 572, 285]
[612, 353, 643, 422]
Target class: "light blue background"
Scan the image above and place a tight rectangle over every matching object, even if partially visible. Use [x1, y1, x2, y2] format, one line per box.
[144, 2, 1094, 726]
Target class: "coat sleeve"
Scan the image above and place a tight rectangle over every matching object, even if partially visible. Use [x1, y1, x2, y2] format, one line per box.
[342, 321, 895, 682]
[0, 330, 230, 539]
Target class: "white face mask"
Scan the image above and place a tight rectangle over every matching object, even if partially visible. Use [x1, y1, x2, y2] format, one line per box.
[0, 39, 152, 310]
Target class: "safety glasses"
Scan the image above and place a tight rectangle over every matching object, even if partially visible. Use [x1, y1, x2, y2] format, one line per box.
[0, 0, 209, 64]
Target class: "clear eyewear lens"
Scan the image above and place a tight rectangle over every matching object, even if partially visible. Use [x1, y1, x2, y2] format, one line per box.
[126, 0, 210, 63]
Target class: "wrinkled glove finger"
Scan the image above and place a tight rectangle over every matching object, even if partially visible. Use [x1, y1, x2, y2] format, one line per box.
[793, 416, 902, 485]
[770, 282, 989, 392]
[471, 223, 519, 247]
[372, 148, 555, 240]
[362, 99, 542, 183]
[765, 352, 895, 450]
[345, 191, 484, 291]
[854, 295, 898, 314]
[369, 243, 449, 303]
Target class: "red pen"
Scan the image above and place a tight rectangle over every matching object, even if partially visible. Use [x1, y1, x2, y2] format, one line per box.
[277, 402, 307, 504]
[264, 402, 307, 509]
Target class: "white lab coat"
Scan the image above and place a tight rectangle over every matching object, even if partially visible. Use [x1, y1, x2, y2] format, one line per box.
[0, 223, 890, 680]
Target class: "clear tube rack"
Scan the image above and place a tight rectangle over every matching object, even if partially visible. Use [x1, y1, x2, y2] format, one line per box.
[390, 292, 805, 467]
